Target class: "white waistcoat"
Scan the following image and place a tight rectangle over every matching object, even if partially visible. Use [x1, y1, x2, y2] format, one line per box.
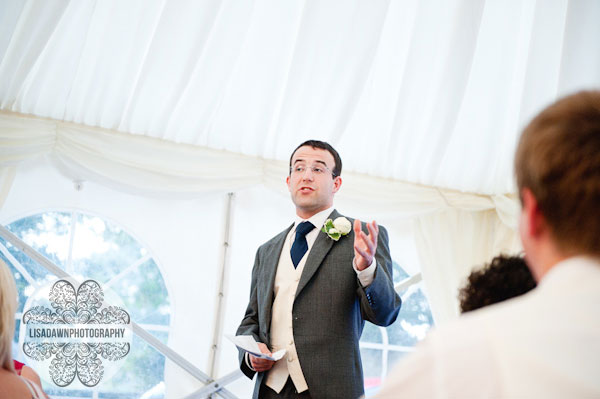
[265, 234, 309, 393]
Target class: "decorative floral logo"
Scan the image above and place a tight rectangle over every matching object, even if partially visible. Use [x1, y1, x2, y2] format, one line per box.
[22, 279, 131, 387]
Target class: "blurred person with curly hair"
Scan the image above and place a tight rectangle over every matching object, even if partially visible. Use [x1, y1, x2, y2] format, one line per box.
[458, 255, 536, 313]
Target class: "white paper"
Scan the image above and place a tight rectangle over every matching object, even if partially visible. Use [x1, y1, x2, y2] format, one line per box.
[225, 334, 286, 361]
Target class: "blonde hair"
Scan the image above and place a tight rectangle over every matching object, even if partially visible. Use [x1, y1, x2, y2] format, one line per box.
[0, 259, 17, 372]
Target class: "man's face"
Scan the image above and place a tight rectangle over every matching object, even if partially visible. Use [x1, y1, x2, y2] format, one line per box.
[286, 146, 341, 218]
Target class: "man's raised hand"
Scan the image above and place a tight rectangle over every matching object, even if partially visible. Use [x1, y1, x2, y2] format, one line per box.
[353, 219, 379, 271]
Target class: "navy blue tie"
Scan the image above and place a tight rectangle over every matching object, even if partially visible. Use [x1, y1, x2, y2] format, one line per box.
[290, 221, 315, 268]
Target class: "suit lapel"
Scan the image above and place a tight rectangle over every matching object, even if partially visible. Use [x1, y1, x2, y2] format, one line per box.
[259, 224, 293, 331]
[295, 209, 340, 298]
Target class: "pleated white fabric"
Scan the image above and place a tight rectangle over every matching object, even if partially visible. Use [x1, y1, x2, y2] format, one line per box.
[1, 0, 599, 194]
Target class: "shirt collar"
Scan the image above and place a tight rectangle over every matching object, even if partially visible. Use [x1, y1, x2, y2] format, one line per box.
[294, 206, 335, 232]
[538, 255, 600, 288]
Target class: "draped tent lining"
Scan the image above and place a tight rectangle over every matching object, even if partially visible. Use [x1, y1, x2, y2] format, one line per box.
[2, 0, 598, 195]
[0, 110, 518, 220]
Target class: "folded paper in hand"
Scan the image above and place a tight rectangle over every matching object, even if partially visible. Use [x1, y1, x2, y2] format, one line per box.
[225, 334, 286, 361]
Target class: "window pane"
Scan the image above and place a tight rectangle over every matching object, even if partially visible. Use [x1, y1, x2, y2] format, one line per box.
[71, 214, 145, 282]
[0, 234, 53, 286]
[45, 387, 93, 398]
[8, 211, 72, 270]
[361, 322, 382, 344]
[387, 350, 409, 372]
[110, 259, 171, 333]
[361, 348, 382, 391]
[0, 253, 36, 313]
[360, 261, 433, 394]
[388, 286, 433, 346]
[97, 334, 167, 398]
[392, 261, 410, 284]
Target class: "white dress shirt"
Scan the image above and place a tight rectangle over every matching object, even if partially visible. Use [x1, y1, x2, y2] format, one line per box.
[376, 256, 600, 398]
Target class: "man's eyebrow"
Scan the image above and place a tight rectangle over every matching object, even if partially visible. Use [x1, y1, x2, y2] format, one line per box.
[294, 158, 329, 169]
[293, 159, 328, 167]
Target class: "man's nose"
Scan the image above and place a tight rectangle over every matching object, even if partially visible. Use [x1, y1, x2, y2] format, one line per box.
[301, 168, 315, 180]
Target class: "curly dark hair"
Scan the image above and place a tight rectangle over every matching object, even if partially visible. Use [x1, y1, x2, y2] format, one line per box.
[458, 255, 537, 313]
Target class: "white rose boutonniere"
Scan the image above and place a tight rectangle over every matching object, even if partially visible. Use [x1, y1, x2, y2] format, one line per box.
[322, 217, 352, 241]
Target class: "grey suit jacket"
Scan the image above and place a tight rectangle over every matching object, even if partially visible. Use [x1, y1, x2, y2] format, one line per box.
[236, 209, 402, 399]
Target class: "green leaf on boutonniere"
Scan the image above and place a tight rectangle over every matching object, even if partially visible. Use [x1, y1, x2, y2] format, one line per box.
[322, 218, 346, 241]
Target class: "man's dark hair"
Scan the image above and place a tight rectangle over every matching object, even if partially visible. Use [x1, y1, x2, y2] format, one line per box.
[289, 140, 342, 178]
[458, 255, 537, 313]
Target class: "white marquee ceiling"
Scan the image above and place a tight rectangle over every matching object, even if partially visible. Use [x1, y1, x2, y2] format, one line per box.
[1, 0, 599, 195]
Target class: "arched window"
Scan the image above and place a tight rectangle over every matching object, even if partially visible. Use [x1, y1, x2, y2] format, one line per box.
[1, 210, 171, 398]
[359, 261, 434, 396]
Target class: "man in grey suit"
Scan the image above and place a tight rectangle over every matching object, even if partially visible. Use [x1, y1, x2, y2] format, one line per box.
[236, 140, 402, 398]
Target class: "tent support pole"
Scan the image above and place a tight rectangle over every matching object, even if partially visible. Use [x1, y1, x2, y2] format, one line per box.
[181, 369, 243, 399]
[207, 192, 235, 383]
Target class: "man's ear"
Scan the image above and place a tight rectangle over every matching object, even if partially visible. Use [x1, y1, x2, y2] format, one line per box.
[332, 176, 342, 194]
[286, 175, 291, 192]
[521, 188, 545, 238]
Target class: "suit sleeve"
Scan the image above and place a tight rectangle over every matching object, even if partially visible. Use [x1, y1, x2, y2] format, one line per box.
[235, 249, 262, 379]
[356, 225, 402, 326]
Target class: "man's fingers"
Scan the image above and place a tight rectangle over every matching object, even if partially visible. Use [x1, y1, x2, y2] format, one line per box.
[256, 363, 273, 372]
[257, 342, 272, 356]
[353, 219, 362, 244]
[255, 363, 273, 372]
[253, 363, 272, 372]
[355, 220, 378, 244]
[251, 355, 275, 372]
[251, 343, 275, 372]
[354, 220, 381, 270]
[366, 222, 378, 245]
[357, 230, 376, 254]
[354, 242, 370, 260]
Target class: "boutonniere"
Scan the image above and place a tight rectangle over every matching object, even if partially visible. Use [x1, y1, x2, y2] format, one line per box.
[321, 217, 352, 241]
